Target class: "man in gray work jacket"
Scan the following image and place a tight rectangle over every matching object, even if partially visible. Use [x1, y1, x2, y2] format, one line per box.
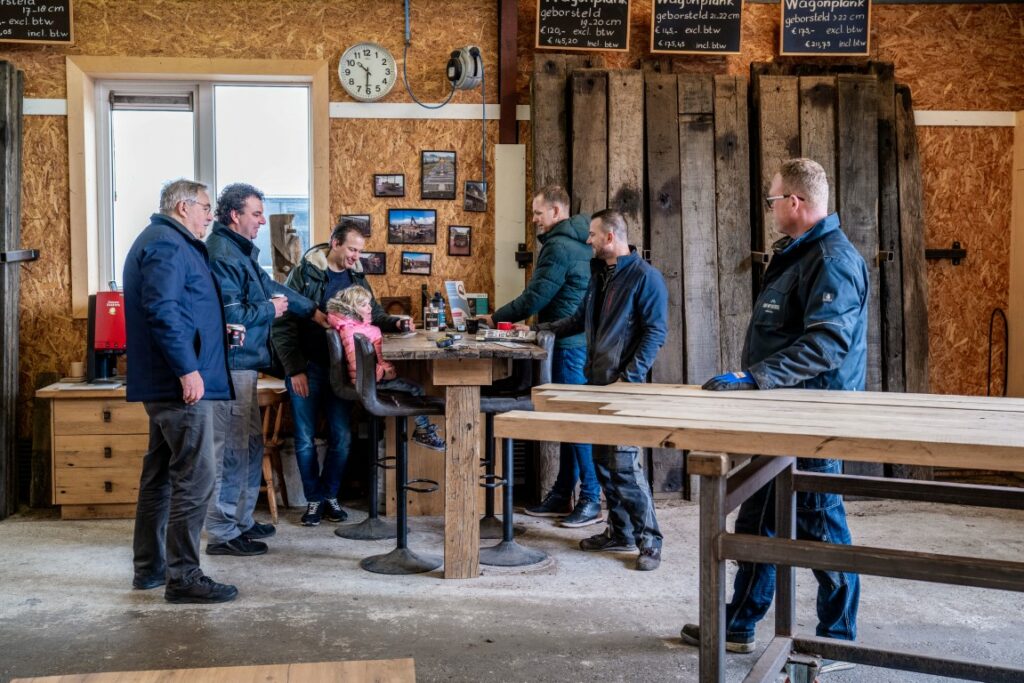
[204, 183, 324, 556]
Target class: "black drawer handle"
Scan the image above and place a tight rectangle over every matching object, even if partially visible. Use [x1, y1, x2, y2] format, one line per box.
[104, 481, 113, 493]
[102, 409, 112, 422]
[104, 447, 112, 459]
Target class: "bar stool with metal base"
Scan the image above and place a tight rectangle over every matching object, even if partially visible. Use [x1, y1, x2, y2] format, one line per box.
[479, 330, 554, 567]
[350, 333, 445, 575]
[326, 329, 396, 541]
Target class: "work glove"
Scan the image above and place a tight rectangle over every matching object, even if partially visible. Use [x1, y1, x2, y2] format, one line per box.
[702, 371, 757, 391]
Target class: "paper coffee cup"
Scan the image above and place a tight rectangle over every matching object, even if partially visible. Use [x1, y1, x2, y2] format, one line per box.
[69, 361, 85, 378]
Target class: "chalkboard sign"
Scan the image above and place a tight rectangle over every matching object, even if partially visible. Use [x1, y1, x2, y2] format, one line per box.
[780, 0, 870, 56]
[0, 0, 72, 44]
[651, 0, 743, 54]
[535, 0, 631, 52]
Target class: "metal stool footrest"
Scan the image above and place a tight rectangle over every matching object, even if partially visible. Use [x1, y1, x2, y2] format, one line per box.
[403, 478, 439, 494]
[376, 455, 396, 471]
[478, 473, 508, 489]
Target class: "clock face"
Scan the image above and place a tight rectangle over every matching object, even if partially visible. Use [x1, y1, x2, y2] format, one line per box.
[339, 42, 397, 102]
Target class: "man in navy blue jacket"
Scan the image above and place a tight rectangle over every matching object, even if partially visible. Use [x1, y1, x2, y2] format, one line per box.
[203, 183, 323, 557]
[681, 159, 865, 670]
[124, 179, 237, 604]
[535, 209, 668, 571]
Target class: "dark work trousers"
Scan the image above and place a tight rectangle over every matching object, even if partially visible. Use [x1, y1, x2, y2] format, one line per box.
[133, 401, 217, 585]
[592, 444, 663, 550]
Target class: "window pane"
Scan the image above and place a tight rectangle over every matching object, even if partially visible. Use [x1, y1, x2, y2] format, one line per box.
[214, 85, 311, 271]
[111, 110, 195, 284]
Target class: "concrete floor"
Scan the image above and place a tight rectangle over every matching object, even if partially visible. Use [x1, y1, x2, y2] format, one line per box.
[1, 499, 1022, 682]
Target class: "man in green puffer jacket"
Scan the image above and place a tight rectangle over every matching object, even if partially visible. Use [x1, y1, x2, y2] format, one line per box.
[481, 185, 601, 528]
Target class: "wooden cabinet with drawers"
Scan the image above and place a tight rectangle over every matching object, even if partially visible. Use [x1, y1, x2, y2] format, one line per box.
[37, 384, 148, 519]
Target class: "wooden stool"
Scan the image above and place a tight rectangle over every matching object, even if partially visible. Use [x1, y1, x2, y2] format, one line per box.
[258, 386, 290, 523]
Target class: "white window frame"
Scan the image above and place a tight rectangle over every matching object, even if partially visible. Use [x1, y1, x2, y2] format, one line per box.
[66, 56, 330, 318]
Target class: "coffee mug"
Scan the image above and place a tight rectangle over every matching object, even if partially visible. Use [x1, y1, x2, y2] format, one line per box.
[497, 322, 513, 331]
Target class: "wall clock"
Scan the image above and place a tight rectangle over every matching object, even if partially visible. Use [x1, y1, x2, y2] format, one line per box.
[339, 42, 397, 102]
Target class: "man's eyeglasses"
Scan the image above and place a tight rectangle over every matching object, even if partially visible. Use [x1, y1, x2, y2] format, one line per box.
[764, 194, 805, 209]
[185, 199, 212, 214]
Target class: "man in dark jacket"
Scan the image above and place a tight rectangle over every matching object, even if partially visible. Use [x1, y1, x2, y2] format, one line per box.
[681, 159, 864, 668]
[271, 222, 423, 527]
[123, 179, 237, 604]
[535, 209, 668, 571]
[203, 183, 323, 557]
[482, 185, 601, 528]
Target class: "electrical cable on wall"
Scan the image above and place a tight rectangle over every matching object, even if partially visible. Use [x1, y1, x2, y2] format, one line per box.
[402, 0, 456, 109]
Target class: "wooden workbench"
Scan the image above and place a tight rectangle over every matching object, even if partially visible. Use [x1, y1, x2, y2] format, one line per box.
[494, 383, 1024, 682]
[381, 331, 546, 580]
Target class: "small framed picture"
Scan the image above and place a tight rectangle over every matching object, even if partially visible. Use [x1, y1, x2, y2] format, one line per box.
[359, 251, 386, 275]
[464, 181, 487, 212]
[400, 251, 432, 276]
[448, 225, 472, 257]
[421, 150, 457, 200]
[388, 208, 437, 244]
[373, 173, 405, 197]
[337, 214, 371, 237]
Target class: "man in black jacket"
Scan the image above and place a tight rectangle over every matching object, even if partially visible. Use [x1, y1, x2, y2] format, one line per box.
[534, 209, 668, 571]
[271, 222, 422, 527]
[204, 183, 322, 557]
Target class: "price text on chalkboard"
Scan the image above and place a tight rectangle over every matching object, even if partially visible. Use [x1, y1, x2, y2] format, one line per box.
[780, 0, 870, 56]
[651, 0, 743, 54]
[0, 0, 72, 44]
[535, 0, 631, 52]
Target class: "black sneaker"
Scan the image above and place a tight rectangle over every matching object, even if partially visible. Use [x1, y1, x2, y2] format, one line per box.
[679, 623, 755, 654]
[524, 491, 573, 517]
[241, 521, 276, 539]
[132, 573, 165, 590]
[636, 546, 662, 571]
[323, 498, 348, 523]
[165, 574, 238, 604]
[412, 424, 446, 451]
[206, 536, 268, 557]
[579, 530, 637, 552]
[559, 499, 604, 528]
[301, 501, 322, 527]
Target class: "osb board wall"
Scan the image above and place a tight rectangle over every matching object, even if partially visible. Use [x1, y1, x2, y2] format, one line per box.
[920, 127, 1013, 398]
[515, 1, 1023, 398]
[2, 0, 500, 438]
[331, 118, 497, 318]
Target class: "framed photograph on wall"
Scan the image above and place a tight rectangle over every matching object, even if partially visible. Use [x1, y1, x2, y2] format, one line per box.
[400, 251, 432, 276]
[373, 173, 405, 197]
[387, 208, 437, 244]
[464, 181, 487, 212]
[421, 150, 457, 200]
[448, 225, 471, 257]
[359, 251, 386, 275]
[337, 213, 371, 237]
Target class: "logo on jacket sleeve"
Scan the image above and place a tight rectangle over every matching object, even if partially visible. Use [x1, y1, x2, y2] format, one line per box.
[822, 292, 834, 303]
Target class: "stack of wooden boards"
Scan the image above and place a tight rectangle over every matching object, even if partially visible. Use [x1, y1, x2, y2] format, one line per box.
[531, 57, 930, 490]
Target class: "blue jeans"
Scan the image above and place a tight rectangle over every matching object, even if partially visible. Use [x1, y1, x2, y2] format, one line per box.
[550, 345, 600, 501]
[286, 361, 351, 503]
[726, 458, 860, 642]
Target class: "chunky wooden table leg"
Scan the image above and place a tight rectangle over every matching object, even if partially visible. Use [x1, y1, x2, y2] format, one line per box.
[690, 451, 730, 683]
[432, 358, 491, 580]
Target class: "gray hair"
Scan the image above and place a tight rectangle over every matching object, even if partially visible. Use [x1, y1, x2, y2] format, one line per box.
[778, 158, 829, 211]
[591, 209, 628, 242]
[159, 179, 207, 216]
[215, 182, 264, 225]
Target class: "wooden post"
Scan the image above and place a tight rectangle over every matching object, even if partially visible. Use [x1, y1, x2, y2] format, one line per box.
[798, 76, 837, 214]
[646, 73, 685, 495]
[755, 76, 800, 264]
[497, 0, 518, 145]
[713, 75, 753, 373]
[607, 70, 645, 249]
[0, 61, 23, 519]
[531, 54, 570, 191]
[570, 69, 608, 216]
[894, 84, 932, 480]
[679, 74, 721, 383]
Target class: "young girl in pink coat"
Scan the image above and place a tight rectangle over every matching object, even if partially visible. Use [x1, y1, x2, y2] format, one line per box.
[326, 286, 445, 451]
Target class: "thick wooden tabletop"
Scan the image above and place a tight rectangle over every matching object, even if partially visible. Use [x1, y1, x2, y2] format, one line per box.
[381, 330, 547, 360]
[492, 383, 1024, 473]
[36, 378, 287, 399]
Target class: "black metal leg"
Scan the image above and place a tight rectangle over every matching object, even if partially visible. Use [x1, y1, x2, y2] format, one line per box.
[479, 413, 504, 539]
[337, 416, 397, 540]
[360, 417, 441, 575]
[479, 437, 547, 567]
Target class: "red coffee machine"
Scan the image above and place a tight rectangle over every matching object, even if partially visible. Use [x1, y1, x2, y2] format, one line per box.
[87, 287, 126, 383]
